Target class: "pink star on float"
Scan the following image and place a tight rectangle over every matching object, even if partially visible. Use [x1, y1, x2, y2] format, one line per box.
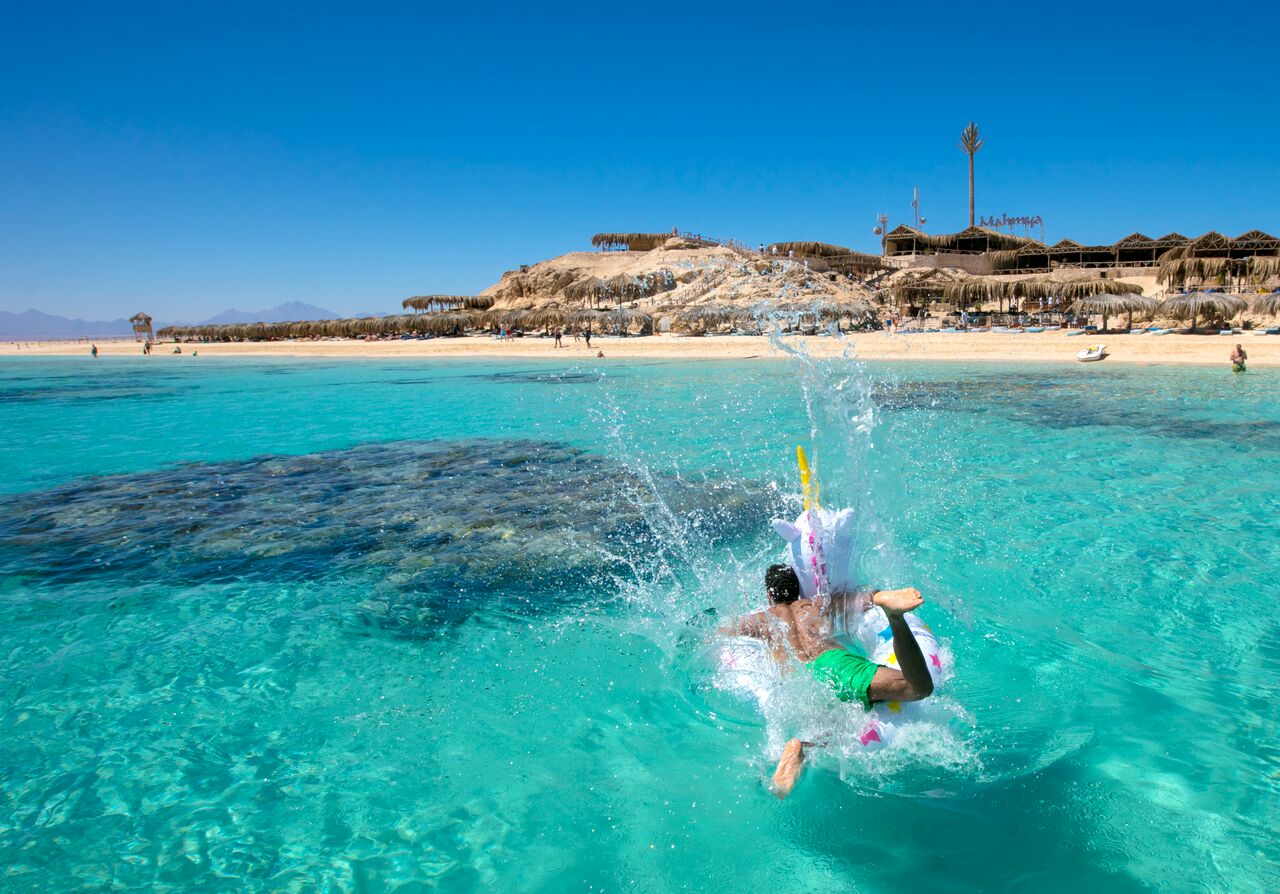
[859, 727, 882, 746]
[929, 653, 942, 668]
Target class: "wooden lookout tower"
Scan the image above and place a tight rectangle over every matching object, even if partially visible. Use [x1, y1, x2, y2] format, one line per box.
[130, 312, 154, 342]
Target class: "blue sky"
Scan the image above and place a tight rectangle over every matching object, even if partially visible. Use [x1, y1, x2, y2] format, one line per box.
[2, 1, 1277, 321]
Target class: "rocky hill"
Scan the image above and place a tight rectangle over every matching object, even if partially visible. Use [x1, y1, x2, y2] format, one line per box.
[481, 237, 879, 314]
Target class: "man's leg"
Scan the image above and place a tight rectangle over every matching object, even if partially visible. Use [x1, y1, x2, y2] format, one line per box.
[771, 738, 808, 799]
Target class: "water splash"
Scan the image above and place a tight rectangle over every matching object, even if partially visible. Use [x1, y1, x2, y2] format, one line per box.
[564, 313, 978, 789]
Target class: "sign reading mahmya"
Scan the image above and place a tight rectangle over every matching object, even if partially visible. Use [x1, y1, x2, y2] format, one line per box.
[980, 213, 1044, 228]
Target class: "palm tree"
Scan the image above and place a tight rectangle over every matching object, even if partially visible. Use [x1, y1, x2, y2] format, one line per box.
[958, 122, 983, 228]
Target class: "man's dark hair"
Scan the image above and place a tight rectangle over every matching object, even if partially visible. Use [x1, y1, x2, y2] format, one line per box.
[765, 564, 801, 604]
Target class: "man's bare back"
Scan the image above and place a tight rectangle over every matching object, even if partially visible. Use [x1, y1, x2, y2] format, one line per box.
[736, 599, 840, 663]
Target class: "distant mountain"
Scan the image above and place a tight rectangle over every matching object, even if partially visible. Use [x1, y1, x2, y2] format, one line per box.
[0, 309, 136, 340]
[197, 301, 340, 325]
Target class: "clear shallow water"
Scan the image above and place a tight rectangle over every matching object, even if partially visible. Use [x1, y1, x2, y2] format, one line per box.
[1, 354, 1278, 893]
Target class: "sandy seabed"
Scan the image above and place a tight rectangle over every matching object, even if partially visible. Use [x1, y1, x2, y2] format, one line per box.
[3, 331, 1275, 366]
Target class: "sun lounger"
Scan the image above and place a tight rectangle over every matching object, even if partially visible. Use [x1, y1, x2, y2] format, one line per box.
[1066, 330, 1087, 336]
[1265, 328, 1280, 335]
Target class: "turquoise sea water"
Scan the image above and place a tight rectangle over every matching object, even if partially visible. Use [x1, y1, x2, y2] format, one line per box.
[1, 352, 1278, 893]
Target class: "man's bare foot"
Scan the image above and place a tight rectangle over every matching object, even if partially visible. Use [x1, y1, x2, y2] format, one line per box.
[771, 738, 807, 799]
[872, 587, 923, 617]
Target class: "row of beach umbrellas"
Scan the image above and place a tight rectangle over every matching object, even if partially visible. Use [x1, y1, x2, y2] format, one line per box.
[160, 307, 655, 342]
[1071, 291, 1272, 331]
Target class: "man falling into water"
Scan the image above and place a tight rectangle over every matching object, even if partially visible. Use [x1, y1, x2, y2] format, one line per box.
[722, 564, 935, 798]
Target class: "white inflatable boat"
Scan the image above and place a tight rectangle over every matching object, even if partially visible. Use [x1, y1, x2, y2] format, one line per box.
[1077, 344, 1108, 362]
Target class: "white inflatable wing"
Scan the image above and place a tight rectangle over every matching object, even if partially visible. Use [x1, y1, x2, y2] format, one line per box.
[771, 507, 857, 598]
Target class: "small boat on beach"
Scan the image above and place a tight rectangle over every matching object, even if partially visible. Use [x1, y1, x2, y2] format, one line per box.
[1077, 344, 1108, 362]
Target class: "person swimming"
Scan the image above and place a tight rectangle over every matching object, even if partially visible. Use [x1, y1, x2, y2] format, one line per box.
[722, 564, 935, 798]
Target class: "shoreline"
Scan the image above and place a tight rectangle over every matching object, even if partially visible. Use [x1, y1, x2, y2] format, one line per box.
[1, 332, 1275, 366]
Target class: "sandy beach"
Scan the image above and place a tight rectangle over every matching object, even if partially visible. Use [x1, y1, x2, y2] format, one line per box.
[4, 331, 1277, 365]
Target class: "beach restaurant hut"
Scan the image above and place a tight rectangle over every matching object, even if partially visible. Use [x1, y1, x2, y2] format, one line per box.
[990, 241, 1052, 272]
[131, 312, 154, 342]
[1152, 233, 1190, 259]
[1112, 233, 1159, 266]
[1230, 230, 1280, 259]
[882, 225, 933, 256]
[928, 226, 1037, 256]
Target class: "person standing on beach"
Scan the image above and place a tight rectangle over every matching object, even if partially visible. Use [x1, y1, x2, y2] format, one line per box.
[1231, 343, 1247, 371]
[90, 343, 98, 357]
[553, 327, 563, 348]
[722, 565, 935, 798]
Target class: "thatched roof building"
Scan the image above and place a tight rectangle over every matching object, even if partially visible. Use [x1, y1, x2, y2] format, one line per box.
[766, 241, 886, 275]
[591, 233, 672, 252]
[130, 312, 155, 342]
[884, 225, 1038, 256]
[896, 226, 1278, 276]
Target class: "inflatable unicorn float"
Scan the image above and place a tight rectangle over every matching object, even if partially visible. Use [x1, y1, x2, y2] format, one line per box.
[716, 446, 952, 750]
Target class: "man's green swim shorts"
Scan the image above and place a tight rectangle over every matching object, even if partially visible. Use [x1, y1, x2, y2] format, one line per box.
[810, 648, 879, 710]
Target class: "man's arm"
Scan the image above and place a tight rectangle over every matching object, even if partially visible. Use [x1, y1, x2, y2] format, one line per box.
[866, 588, 935, 703]
[717, 610, 771, 639]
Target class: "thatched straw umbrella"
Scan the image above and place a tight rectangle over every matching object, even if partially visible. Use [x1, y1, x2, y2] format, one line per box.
[605, 274, 641, 302]
[944, 278, 1010, 310]
[673, 303, 736, 335]
[605, 307, 652, 336]
[1157, 291, 1247, 332]
[420, 311, 476, 336]
[1250, 257, 1280, 285]
[565, 277, 607, 308]
[1251, 292, 1280, 316]
[526, 306, 568, 331]
[1070, 293, 1159, 332]
[590, 233, 670, 252]
[403, 295, 486, 313]
[890, 270, 960, 309]
[829, 297, 876, 322]
[568, 308, 608, 333]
